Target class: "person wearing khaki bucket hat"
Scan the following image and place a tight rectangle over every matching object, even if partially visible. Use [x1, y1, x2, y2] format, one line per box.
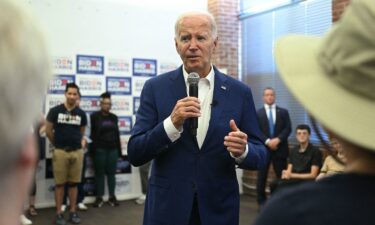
[253, 0, 375, 225]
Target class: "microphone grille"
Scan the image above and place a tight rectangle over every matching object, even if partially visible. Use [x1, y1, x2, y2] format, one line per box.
[187, 72, 200, 85]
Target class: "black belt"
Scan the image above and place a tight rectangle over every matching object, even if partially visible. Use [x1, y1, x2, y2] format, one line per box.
[56, 146, 79, 152]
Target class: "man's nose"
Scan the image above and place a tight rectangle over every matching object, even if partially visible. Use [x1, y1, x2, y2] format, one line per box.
[189, 38, 198, 50]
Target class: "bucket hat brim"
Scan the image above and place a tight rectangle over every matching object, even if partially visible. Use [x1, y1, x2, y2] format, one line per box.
[275, 35, 375, 150]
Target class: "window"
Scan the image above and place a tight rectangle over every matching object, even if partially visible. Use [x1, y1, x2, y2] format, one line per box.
[241, 0, 332, 143]
[241, 0, 292, 16]
[240, 0, 306, 18]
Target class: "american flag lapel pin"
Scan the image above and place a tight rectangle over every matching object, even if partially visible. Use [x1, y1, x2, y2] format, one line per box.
[221, 85, 226, 90]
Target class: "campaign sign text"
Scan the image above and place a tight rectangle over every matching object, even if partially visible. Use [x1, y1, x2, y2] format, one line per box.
[48, 75, 75, 94]
[133, 58, 157, 77]
[106, 77, 132, 95]
[77, 55, 104, 74]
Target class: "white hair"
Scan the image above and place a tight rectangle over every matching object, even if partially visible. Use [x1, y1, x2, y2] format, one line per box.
[0, 0, 51, 166]
[174, 11, 218, 39]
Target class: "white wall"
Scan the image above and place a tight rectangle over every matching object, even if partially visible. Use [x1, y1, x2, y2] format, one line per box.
[27, 0, 207, 61]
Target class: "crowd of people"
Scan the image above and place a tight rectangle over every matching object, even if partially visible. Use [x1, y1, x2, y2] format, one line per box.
[2, 0, 374, 225]
[20, 84, 136, 225]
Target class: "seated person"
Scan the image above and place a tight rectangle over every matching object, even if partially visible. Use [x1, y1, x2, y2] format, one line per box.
[316, 138, 346, 180]
[270, 124, 322, 193]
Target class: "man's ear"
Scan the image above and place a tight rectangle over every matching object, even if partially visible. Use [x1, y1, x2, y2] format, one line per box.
[211, 36, 219, 54]
[213, 37, 218, 49]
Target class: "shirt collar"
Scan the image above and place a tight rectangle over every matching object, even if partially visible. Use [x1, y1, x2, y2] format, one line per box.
[183, 65, 215, 88]
[264, 103, 276, 109]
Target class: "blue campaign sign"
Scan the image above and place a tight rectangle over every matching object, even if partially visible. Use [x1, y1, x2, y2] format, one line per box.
[77, 55, 104, 74]
[106, 77, 132, 95]
[132, 58, 157, 77]
[48, 75, 75, 94]
[80, 96, 101, 112]
[118, 116, 132, 135]
[133, 97, 140, 115]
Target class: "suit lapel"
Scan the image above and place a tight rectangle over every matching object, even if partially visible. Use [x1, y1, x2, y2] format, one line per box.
[261, 107, 271, 136]
[202, 68, 228, 148]
[275, 106, 281, 132]
[170, 66, 188, 103]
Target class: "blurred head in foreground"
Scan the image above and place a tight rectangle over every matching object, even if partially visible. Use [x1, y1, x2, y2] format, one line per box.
[0, 0, 51, 223]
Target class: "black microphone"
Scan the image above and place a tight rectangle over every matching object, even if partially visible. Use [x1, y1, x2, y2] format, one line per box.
[187, 72, 200, 136]
[211, 100, 218, 107]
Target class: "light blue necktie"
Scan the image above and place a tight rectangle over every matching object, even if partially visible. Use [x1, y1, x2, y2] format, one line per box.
[268, 107, 274, 137]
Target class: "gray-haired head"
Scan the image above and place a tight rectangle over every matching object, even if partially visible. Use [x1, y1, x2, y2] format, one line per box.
[175, 11, 218, 39]
[0, 0, 51, 169]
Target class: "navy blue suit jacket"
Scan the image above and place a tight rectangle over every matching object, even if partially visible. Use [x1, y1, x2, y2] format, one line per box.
[128, 66, 267, 225]
[257, 106, 291, 158]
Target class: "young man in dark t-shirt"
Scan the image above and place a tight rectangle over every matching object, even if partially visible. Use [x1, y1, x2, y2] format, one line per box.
[46, 83, 87, 225]
[270, 124, 322, 194]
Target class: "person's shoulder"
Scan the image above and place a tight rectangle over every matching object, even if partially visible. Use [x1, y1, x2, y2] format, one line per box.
[75, 107, 86, 115]
[215, 70, 254, 100]
[55, 103, 65, 109]
[48, 104, 63, 113]
[290, 144, 300, 152]
[324, 155, 334, 162]
[255, 182, 321, 225]
[276, 105, 289, 112]
[256, 107, 265, 114]
[90, 111, 99, 116]
[147, 67, 182, 84]
[257, 174, 374, 225]
[220, 72, 249, 90]
[315, 173, 370, 188]
[90, 111, 101, 119]
[46, 105, 58, 121]
[266, 178, 331, 208]
[160, 67, 181, 77]
[109, 112, 118, 119]
[308, 143, 321, 152]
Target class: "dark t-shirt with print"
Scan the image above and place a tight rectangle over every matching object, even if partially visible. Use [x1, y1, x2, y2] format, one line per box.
[47, 104, 87, 149]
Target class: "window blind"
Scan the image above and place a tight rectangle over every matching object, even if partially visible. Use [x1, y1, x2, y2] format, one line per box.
[241, 0, 332, 143]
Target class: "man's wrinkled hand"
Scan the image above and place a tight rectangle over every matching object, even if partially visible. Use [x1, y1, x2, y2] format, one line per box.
[170, 97, 201, 130]
[224, 119, 247, 158]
